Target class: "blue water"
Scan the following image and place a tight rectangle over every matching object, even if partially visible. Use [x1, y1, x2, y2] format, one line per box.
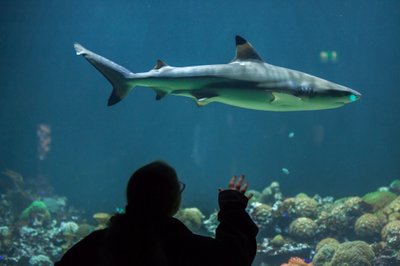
[1, 0, 399, 217]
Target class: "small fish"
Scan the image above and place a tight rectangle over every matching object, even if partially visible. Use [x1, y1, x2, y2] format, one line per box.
[281, 168, 290, 175]
[288, 132, 295, 138]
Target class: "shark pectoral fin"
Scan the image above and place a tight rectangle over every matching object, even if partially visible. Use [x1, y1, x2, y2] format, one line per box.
[154, 89, 168, 100]
[191, 91, 219, 107]
[271, 92, 302, 105]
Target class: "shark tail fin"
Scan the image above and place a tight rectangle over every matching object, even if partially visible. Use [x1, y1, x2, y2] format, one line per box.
[74, 43, 135, 106]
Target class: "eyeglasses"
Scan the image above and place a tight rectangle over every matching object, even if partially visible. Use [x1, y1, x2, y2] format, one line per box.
[179, 181, 186, 192]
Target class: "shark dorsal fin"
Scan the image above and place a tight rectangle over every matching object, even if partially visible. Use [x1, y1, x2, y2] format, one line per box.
[154, 59, 168, 70]
[233, 35, 263, 62]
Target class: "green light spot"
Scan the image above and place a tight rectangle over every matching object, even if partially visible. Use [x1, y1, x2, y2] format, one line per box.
[349, 94, 357, 102]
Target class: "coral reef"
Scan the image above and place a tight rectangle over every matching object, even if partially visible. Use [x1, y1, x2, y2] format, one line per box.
[1, 172, 400, 265]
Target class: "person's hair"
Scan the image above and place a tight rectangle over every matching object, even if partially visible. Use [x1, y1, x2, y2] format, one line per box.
[99, 161, 181, 266]
[125, 160, 181, 217]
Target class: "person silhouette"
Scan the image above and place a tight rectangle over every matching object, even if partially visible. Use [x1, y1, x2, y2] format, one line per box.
[55, 161, 258, 266]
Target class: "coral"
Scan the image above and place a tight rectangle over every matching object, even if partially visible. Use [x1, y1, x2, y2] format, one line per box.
[294, 195, 318, 219]
[312, 242, 339, 266]
[0, 226, 13, 250]
[75, 223, 94, 239]
[354, 213, 383, 239]
[271, 234, 285, 247]
[203, 211, 218, 236]
[59, 221, 79, 250]
[29, 254, 52, 265]
[281, 257, 313, 266]
[329, 241, 375, 266]
[362, 191, 397, 212]
[382, 196, 400, 222]
[93, 212, 110, 229]
[247, 189, 262, 204]
[20, 201, 51, 226]
[315, 237, 340, 253]
[389, 179, 400, 194]
[324, 197, 367, 235]
[260, 181, 282, 204]
[288, 217, 317, 240]
[42, 197, 67, 214]
[174, 207, 205, 232]
[381, 220, 400, 249]
[249, 203, 274, 230]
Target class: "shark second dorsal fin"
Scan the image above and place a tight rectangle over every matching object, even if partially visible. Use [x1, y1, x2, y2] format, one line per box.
[233, 35, 263, 62]
[153, 59, 168, 70]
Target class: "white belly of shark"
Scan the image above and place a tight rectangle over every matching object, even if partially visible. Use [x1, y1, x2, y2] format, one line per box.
[74, 35, 361, 111]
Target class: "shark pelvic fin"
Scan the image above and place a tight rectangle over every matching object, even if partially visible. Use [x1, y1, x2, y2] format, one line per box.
[153, 59, 168, 70]
[155, 90, 167, 100]
[233, 35, 263, 62]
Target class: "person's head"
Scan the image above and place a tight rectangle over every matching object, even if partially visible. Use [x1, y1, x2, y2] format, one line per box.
[125, 161, 182, 218]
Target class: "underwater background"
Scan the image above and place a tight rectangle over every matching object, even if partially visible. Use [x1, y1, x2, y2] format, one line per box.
[0, 0, 399, 265]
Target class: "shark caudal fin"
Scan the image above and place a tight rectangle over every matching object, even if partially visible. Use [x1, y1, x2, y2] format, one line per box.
[74, 43, 134, 106]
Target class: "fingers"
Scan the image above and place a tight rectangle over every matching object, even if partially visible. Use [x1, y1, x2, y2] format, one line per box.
[235, 175, 244, 190]
[224, 174, 250, 194]
[240, 180, 248, 193]
[228, 175, 236, 189]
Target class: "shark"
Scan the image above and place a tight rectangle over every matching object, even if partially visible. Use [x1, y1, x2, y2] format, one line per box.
[74, 35, 361, 111]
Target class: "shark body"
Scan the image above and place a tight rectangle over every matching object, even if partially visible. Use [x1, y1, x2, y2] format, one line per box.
[74, 36, 361, 111]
